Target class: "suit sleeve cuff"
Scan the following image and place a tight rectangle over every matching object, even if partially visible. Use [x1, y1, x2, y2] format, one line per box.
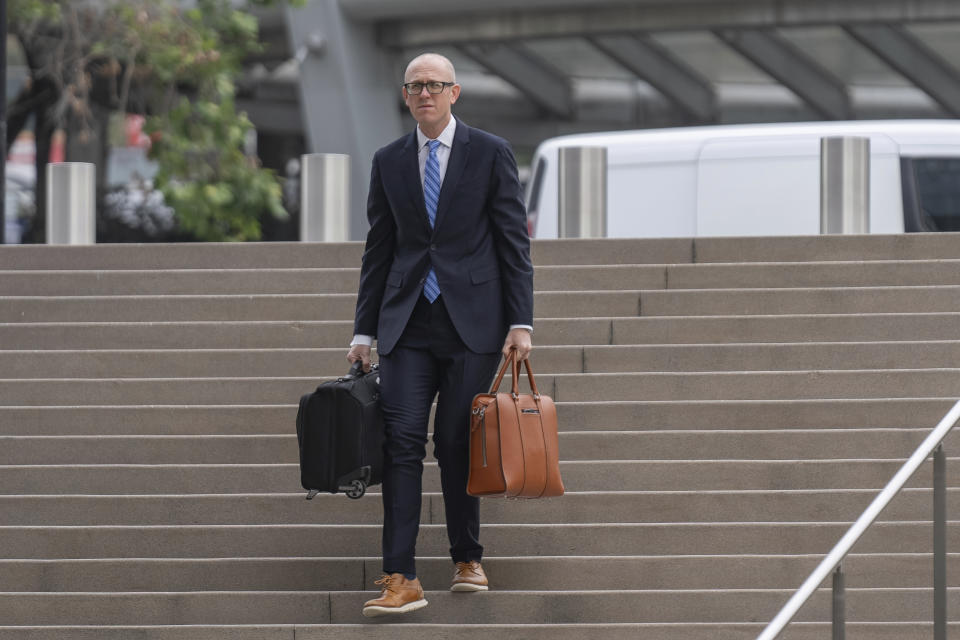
[350, 334, 374, 347]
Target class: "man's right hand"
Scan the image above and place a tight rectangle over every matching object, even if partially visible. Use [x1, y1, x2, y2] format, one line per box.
[347, 344, 372, 372]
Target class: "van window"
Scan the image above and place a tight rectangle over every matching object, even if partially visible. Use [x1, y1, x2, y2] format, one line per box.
[904, 158, 960, 231]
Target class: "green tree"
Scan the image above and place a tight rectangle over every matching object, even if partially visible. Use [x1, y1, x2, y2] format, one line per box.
[7, 0, 303, 242]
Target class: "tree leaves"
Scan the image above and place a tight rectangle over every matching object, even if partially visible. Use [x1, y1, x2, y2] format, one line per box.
[10, 0, 296, 242]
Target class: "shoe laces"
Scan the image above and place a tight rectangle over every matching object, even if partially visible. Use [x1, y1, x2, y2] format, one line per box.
[455, 561, 481, 577]
[374, 574, 398, 595]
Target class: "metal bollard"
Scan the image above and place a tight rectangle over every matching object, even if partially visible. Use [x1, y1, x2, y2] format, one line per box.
[832, 564, 845, 640]
[46, 162, 96, 245]
[300, 153, 350, 242]
[934, 444, 947, 640]
[820, 137, 870, 234]
[558, 146, 607, 238]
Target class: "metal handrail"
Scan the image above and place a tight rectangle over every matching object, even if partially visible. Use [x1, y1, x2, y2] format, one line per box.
[757, 398, 960, 640]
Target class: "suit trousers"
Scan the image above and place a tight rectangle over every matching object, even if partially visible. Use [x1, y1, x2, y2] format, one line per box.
[378, 294, 501, 576]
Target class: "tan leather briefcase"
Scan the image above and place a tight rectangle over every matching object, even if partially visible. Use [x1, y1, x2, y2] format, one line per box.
[467, 350, 564, 498]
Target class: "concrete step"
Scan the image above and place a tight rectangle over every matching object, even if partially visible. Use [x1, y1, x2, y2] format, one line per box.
[0, 429, 950, 464]
[0, 238, 694, 270]
[8, 260, 960, 297]
[0, 521, 950, 558]
[0, 269, 362, 296]
[0, 553, 953, 592]
[580, 341, 960, 373]
[6, 287, 960, 323]
[538, 398, 956, 430]
[0, 321, 356, 350]
[0, 265, 664, 295]
[0, 294, 355, 323]
[542, 260, 960, 291]
[0, 243, 365, 270]
[0, 318, 611, 350]
[666, 259, 960, 289]
[0, 376, 534, 406]
[14, 260, 960, 297]
[640, 286, 960, 316]
[0, 458, 892, 496]
[2, 398, 952, 436]
[0, 456, 955, 495]
[8, 341, 960, 379]
[0, 623, 957, 640]
[0, 587, 957, 625]
[0, 291, 640, 323]
[4, 234, 960, 271]
[0, 347, 581, 379]
[4, 313, 958, 351]
[693, 232, 960, 263]
[0, 488, 954, 526]
[665, 259, 960, 289]
[6, 369, 960, 406]
[611, 313, 960, 344]
[553, 369, 960, 402]
[0, 376, 530, 406]
[0, 623, 743, 640]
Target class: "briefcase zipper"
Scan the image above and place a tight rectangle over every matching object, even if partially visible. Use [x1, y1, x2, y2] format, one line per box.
[472, 405, 488, 468]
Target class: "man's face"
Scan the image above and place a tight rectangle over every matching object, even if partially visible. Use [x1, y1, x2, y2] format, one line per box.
[403, 58, 460, 133]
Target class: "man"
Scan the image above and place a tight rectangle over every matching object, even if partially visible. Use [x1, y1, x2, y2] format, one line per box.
[347, 52, 534, 617]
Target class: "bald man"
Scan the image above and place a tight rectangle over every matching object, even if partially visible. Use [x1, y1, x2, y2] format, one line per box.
[348, 53, 534, 616]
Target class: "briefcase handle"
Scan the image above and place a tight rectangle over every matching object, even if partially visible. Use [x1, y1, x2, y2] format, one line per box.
[488, 349, 541, 400]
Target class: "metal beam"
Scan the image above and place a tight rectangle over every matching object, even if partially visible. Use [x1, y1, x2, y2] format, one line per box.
[459, 43, 574, 119]
[246, 5, 292, 63]
[589, 34, 717, 122]
[236, 99, 303, 135]
[377, 0, 960, 47]
[343, 0, 709, 21]
[845, 23, 960, 118]
[716, 28, 851, 119]
[285, 0, 403, 240]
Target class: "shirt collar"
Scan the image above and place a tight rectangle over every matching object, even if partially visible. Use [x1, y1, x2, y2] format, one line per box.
[416, 117, 457, 150]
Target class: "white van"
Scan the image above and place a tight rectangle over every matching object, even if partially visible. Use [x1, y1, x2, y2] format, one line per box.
[524, 120, 960, 238]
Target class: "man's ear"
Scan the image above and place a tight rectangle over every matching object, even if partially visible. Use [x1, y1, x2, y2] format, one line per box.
[450, 84, 461, 104]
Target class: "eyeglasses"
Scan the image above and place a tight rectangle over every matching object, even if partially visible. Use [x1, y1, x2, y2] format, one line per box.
[403, 81, 455, 95]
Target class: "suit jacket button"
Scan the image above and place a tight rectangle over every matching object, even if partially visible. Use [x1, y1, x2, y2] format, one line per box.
[430, 244, 437, 251]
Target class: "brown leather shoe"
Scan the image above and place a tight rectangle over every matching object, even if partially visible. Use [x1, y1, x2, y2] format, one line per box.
[362, 573, 428, 617]
[451, 560, 489, 592]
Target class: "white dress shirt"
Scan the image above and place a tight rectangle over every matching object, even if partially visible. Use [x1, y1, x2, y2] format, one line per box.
[416, 117, 456, 186]
[351, 118, 532, 348]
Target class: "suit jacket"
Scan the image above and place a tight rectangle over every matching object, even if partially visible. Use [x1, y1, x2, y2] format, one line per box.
[353, 119, 534, 355]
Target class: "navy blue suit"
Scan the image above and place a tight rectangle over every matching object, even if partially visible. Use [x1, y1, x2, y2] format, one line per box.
[353, 119, 533, 575]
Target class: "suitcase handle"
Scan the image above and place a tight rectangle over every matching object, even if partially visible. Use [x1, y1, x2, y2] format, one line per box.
[346, 360, 364, 379]
[340, 360, 377, 382]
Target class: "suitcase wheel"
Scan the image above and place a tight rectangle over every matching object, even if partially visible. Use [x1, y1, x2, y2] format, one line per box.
[345, 479, 366, 499]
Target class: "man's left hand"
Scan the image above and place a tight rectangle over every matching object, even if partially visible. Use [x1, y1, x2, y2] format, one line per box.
[502, 327, 533, 360]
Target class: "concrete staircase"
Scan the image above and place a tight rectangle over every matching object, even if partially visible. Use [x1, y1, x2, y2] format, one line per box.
[2, 234, 960, 639]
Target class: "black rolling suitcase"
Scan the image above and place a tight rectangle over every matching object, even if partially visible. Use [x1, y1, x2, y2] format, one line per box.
[296, 361, 384, 500]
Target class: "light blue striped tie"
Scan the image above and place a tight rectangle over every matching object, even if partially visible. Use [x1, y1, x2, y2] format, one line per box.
[422, 139, 442, 302]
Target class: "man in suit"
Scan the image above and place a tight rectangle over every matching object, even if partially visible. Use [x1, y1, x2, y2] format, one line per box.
[347, 52, 534, 617]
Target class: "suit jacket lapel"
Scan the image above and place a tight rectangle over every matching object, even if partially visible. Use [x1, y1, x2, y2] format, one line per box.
[400, 131, 431, 234]
[432, 120, 470, 236]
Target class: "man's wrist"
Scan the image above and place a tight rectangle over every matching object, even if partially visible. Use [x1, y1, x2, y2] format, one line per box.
[509, 324, 533, 334]
[350, 334, 374, 347]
